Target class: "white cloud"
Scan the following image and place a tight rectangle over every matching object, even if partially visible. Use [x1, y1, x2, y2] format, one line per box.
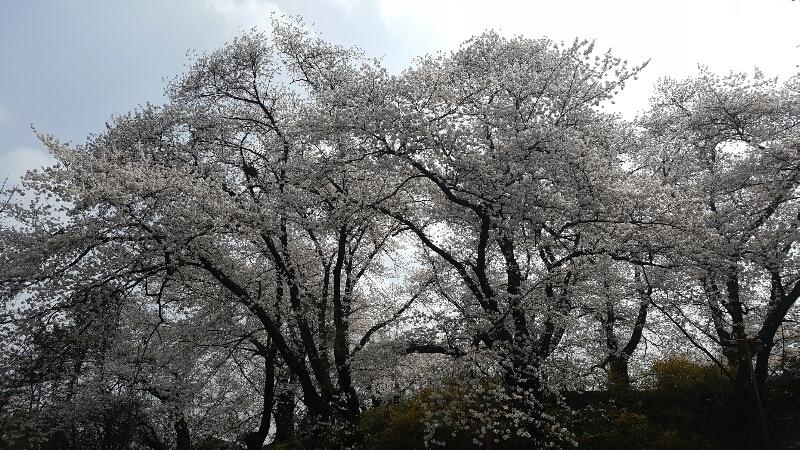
[0, 147, 55, 186]
[204, 0, 283, 32]
[326, 0, 360, 15]
[377, 0, 800, 116]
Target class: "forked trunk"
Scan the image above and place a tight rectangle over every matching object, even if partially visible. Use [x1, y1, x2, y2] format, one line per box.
[607, 356, 631, 393]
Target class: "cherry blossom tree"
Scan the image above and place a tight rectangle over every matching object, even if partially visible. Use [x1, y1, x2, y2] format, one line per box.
[0, 19, 422, 447]
[638, 68, 800, 406]
[3, 15, 799, 449]
[351, 32, 646, 386]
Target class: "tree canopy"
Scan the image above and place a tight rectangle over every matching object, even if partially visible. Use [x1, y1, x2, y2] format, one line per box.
[2, 18, 800, 449]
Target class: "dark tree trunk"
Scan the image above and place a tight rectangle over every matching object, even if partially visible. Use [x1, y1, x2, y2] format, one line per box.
[139, 430, 166, 450]
[607, 356, 631, 393]
[599, 266, 651, 393]
[274, 387, 295, 443]
[755, 343, 773, 388]
[270, 225, 337, 406]
[754, 269, 798, 387]
[331, 225, 361, 422]
[722, 270, 761, 409]
[198, 255, 329, 420]
[174, 416, 191, 450]
[245, 342, 277, 450]
[733, 352, 755, 404]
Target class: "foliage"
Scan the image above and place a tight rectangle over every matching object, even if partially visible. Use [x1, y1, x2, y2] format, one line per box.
[569, 357, 800, 449]
[650, 357, 729, 400]
[359, 378, 573, 449]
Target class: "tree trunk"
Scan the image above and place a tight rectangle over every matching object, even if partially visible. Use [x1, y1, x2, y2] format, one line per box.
[733, 352, 755, 405]
[607, 267, 651, 393]
[139, 430, 166, 450]
[607, 356, 631, 393]
[174, 416, 191, 450]
[722, 271, 759, 405]
[274, 388, 295, 443]
[245, 343, 277, 450]
[331, 225, 361, 421]
[755, 343, 773, 388]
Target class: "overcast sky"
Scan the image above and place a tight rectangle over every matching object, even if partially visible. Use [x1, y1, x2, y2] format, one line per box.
[1, 0, 798, 184]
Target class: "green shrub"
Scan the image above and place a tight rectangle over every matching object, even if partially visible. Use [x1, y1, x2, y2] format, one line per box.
[610, 410, 653, 447]
[358, 380, 572, 449]
[358, 397, 429, 449]
[651, 357, 728, 402]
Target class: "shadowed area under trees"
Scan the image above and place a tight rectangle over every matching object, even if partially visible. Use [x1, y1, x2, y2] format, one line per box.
[1, 17, 800, 449]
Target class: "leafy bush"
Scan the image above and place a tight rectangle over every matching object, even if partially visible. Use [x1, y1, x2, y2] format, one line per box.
[358, 395, 434, 449]
[650, 357, 728, 402]
[358, 379, 575, 449]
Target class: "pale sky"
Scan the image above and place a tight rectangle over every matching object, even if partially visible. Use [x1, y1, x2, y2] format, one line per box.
[1, 0, 798, 184]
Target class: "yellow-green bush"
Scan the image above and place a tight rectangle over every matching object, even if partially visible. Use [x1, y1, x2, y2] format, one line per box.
[651, 357, 728, 400]
[608, 410, 654, 448]
[358, 380, 572, 449]
[358, 396, 430, 449]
